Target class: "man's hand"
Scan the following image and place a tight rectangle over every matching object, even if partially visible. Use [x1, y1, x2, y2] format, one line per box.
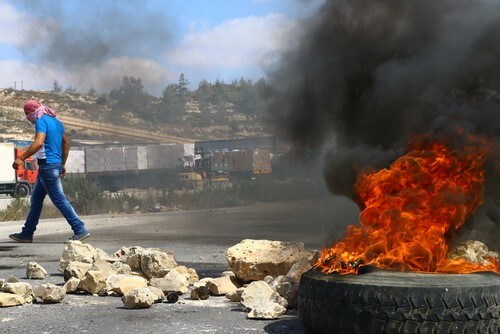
[12, 158, 23, 170]
[61, 166, 67, 178]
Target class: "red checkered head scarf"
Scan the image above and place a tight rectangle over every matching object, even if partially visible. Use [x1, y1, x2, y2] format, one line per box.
[23, 99, 56, 124]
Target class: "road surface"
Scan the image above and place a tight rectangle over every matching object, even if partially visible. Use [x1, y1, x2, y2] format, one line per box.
[0, 197, 359, 334]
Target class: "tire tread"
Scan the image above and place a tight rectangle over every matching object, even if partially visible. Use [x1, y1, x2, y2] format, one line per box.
[298, 270, 500, 334]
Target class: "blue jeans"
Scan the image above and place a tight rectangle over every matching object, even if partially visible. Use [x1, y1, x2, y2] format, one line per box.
[21, 163, 87, 237]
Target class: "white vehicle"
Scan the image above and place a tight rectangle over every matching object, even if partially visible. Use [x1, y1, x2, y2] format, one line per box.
[0, 143, 37, 197]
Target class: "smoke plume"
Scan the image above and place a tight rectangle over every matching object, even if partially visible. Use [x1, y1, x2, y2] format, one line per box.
[267, 0, 500, 247]
[16, 0, 174, 92]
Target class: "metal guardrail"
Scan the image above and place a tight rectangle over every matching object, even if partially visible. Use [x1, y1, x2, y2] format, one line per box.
[58, 114, 194, 143]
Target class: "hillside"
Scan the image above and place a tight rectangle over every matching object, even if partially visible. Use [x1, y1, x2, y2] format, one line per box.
[0, 85, 272, 143]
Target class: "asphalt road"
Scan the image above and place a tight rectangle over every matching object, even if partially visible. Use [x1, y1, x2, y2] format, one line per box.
[0, 197, 359, 334]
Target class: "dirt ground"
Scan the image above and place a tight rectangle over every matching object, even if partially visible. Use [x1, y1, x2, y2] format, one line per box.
[0, 197, 359, 334]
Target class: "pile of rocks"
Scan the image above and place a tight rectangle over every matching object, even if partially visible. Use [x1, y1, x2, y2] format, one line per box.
[0, 239, 318, 320]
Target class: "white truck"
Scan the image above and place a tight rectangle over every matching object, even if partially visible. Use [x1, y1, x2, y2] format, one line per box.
[0, 142, 37, 197]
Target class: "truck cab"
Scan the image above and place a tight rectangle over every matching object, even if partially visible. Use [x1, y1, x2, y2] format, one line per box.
[0, 143, 38, 197]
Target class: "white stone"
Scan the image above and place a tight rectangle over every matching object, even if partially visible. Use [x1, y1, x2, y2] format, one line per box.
[0, 292, 25, 307]
[121, 287, 158, 309]
[190, 285, 210, 300]
[105, 274, 148, 296]
[7, 276, 19, 283]
[59, 241, 96, 272]
[206, 276, 241, 296]
[33, 284, 66, 303]
[140, 250, 178, 279]
[193, 277, 212, 288]
[248, 303, 287, 320]
[227, 239, 317, 282]
[270, 275, 299, 309]
[172, 265, 199, 285]
[1, 282, 33, 303]
[241, 280, 288, 319]
[225, 287, 245, 302]
[26, 261, 48, 279]
[90, 259, 117, 278]
[111, 262, 131, 275]
[64, 261, 93, 281]
[148, 269, 189, 294]
[78, 270, 106, 295]
[64, 278, 81, 293]
[448, 240, 500, 265]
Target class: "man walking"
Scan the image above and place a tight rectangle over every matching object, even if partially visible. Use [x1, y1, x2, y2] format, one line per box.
[9, 100, 90, 243]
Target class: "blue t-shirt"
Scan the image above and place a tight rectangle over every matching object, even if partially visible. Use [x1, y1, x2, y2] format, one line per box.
[35, 115, 65, 164]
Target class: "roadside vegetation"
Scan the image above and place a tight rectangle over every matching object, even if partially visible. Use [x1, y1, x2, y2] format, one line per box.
[0, 176, 329, 222]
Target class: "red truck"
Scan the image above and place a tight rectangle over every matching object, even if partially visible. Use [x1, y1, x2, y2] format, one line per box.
[0, 142, 38, 197]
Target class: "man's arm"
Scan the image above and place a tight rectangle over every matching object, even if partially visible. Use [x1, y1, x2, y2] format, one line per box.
[62, 132, 70, 166]
[12, 132, 45, 169]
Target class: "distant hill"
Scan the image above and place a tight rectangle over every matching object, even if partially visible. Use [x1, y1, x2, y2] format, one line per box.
[0, 80, 272, 143]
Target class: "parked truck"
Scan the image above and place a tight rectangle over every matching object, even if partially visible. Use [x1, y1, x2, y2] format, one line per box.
[0, 143, 37, 197]
[210, 149, 272, 178]
[177, 170, 231, 189]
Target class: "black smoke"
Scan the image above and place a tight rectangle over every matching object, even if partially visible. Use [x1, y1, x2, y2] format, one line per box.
[15, 0, 174, 92]
[19, 0, 173, 67]
[267, 0, 500, 248]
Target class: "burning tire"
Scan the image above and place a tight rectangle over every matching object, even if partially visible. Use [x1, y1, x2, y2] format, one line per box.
[298, 269, 500, 334]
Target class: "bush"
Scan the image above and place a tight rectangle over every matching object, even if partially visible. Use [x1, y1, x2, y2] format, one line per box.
[0, 197, 30, 221]
[0, 176, 329, 222]
[63, 176, 105, 215]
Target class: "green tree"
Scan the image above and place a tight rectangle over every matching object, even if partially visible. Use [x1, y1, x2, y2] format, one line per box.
[65, 84, 77, 93]
[88, 86, 97, 96]
[109, 76, 155, 120]
[159, 83, 183, 122]
[176, 73, 190, 100]
[53, 80, 62, 93]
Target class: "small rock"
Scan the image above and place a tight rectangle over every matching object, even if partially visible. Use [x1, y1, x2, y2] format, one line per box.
[121, 287, 158, 309]
[33, 284, 66, 303]
[190, 286, 210, 300]
[26, 261, 48, 279]
[0, 292, 25, 307]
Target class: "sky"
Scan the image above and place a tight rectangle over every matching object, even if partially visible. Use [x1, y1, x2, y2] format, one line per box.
[0, 0, 323, 96]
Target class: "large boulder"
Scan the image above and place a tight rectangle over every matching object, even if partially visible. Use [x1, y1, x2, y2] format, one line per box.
[227, 239, 317, 282]
[140, 250, 178, 279]
[59, 241, 96, 272]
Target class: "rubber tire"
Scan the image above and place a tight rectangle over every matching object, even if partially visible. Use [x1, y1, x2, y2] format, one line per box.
[14, 183, 30, 197]
[298, 268, 500, 334]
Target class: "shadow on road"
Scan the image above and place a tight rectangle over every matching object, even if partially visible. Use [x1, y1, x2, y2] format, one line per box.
[264, 316, 307, 333]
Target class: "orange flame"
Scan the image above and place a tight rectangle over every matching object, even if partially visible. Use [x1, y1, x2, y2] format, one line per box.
[317, 136, 499, 275]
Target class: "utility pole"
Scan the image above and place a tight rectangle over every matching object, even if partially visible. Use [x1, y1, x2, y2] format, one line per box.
[14, 81, 16, 90]
[21, 81, 23, 90]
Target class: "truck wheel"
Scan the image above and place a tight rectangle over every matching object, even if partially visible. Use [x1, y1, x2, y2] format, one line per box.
[298, 268, 500, 334]
[14, 183, 31, 197]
